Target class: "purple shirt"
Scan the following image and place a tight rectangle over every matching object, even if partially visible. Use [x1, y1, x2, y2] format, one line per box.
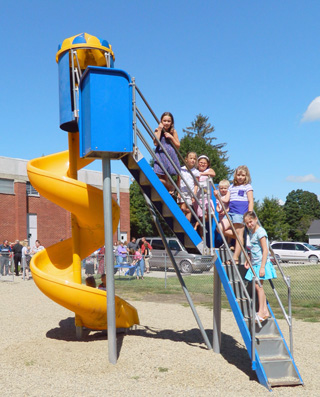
[117, 245, 127, 257]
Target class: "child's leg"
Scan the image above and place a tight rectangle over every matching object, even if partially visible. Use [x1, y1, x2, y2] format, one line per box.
[136, 263, 140, 278]
[181, 203, 191, 221]
[219, 218, 235, 238]
[156, 174, 174, 192]
[255, 281, 270, 318]
[145, 257, 150, 273]
[233, 223, 244, 261]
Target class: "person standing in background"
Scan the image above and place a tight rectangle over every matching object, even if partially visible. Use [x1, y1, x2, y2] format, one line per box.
[141, 237, 152, 274]
[0, 240, 12, 276]
[12, 239, 23, 276]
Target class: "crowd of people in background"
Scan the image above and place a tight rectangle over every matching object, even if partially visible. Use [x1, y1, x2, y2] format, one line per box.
[84, 236, 153, 286]
[0, 239, 44, 280]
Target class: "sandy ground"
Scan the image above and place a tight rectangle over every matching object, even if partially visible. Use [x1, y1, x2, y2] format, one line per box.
[0, 277, 319, 397]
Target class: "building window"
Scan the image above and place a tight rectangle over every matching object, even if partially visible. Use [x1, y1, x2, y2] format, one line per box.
[0, 178, 14, 194]
[26, 182, 39, 196]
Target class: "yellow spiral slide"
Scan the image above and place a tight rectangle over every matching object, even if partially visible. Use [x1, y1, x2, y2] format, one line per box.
[27, 136, 139, 330]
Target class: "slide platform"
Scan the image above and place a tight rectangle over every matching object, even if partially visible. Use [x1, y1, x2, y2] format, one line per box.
[27, 149, 139, 330]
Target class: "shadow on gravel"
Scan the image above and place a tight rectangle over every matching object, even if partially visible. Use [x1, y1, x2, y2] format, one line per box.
[130, 326, 255, 380]
[47, 318, 255, 379]
[46, 317, 126, 357]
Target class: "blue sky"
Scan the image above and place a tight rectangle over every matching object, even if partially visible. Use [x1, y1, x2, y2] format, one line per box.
[1, 0, 320, 203]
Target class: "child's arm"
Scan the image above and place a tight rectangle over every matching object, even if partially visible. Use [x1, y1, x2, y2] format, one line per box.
[220, 191, 230, 204]
[153, 123, 163, 146]
[200, 167, 216, 178]
[247, 190, 254, 211]
[164, 129, 180, 149]
[193, 177, 199, 201]
[259, 236, 268, 278]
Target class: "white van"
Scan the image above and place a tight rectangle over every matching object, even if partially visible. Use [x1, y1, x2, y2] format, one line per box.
[137, 237, 214, 273]
[270, 241, 320, 263]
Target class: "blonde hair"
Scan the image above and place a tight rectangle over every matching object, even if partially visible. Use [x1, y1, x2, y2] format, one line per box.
[185, 152, 198, 166]
[219, 179, 230, 188]
[233, 165, 251, 185]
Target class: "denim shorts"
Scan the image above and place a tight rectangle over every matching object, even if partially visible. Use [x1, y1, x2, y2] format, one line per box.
[226, 212, 244, 225]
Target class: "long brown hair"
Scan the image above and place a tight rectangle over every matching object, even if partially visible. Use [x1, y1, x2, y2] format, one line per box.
[160, 112, 174, 133]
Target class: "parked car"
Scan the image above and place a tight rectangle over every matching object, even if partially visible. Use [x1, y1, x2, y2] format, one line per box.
[270, 241, 320, 263]
[136, 237, 214, 273]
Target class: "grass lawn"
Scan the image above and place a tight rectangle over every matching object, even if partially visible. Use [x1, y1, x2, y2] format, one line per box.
[90, 264, 320, 323]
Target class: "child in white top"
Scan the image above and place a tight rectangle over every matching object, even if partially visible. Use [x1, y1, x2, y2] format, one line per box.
[178, 152, 200, 222]
[219, 165, 253, 264]
[193, 155, 216, 235]
[215, 179, 230, 222]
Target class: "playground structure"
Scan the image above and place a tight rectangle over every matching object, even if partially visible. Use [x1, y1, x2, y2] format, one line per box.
[27, 33, 303, 391]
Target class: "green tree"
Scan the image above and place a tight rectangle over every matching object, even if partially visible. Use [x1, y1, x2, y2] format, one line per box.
[129, 181, 172, 238]
[284, 189, 320, 241]
[180, 115, 232, 181]
[129, 181, 157, 237]
[183, 114, 216, 145]
[255, 197, 289, 241]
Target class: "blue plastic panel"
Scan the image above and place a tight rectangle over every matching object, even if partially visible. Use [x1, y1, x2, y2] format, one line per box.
[58, 52, 78, 132]
[79, 66, 133, 158]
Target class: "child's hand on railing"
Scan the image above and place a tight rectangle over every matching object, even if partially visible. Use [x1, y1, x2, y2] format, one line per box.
[244, 261, 250, 269]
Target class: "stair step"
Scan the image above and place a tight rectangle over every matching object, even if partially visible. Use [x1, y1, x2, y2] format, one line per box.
[151, 189, 161, 202]
[236, 298, 250, 317]
[162, 204, 172, 217]
[256, 336, 290, 361]
[139, 172, 150, 186]
[127, 155, 140, 169]
[256, 334, 281, 340]
[173, 219, 184, 233]
[261, 354, 290, 361]
[260, 358, 300, 382]
[268, 377, 303, 387]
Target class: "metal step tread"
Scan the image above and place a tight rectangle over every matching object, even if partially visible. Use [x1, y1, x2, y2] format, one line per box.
[268, 376, 303, 387]
[256, 334, 282, 340]
[259, 355, 291, 362]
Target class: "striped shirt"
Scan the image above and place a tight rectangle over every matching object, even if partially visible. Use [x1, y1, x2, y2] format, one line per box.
[229, 184, 253, 214]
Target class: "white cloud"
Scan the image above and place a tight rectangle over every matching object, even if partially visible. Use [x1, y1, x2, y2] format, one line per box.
[301, 96, 320, 122]
[278, 199, 285, 206]
[286, 174, 320, 183]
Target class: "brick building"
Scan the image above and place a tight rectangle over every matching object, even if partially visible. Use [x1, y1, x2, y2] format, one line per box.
[0, 156, 130, 248]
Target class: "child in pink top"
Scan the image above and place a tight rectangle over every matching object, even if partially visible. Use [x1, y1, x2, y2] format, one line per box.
[130, 249, 144, 280]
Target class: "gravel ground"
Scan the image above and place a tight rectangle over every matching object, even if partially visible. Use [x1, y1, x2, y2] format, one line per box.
[0, 277, 318, 396]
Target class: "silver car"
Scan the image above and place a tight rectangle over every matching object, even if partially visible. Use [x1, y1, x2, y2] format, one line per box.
[137, 237, 214, 273]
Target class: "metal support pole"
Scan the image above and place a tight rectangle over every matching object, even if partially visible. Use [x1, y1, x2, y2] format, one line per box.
[131, 78, 137, 156]
[102, 156, 117, 364]
[288, 276, 293, 355]
[252, 277, 256, 370]
[213, 263, 221, 353]
[116, 175, 121, 241]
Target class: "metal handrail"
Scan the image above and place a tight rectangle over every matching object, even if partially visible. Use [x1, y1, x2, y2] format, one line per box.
[136, 106, 201, 208]
[134, 84, 201, 194]
[208, 179, 261, 287]
[132, 82, 207, 233]
[209, 179, 293, 351]
[135, 127, 204, 229]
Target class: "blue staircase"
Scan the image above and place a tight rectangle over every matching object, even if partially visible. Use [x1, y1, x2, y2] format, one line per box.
[121, 149, 303, 390]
